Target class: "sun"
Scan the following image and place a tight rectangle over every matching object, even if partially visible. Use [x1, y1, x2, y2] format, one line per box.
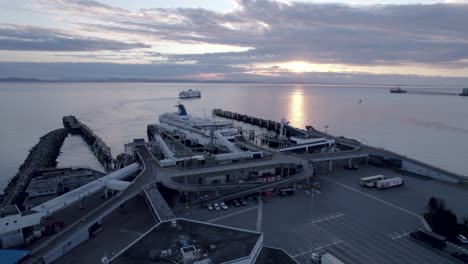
[278, 61, 332, 73]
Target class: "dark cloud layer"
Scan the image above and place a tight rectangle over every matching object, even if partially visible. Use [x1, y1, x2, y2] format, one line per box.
[35, 0, 468, 66]
[2, 0, 468, 82]
[0, 25, 150, 51]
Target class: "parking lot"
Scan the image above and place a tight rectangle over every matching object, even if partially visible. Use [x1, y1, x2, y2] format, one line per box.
[179, 165, 467, 263]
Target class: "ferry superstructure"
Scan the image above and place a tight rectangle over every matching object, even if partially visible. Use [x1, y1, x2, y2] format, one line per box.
[179, 89, 201, 98]
[159, 104, 237, 146]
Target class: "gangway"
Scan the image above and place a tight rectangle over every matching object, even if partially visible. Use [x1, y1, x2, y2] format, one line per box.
[214, 130, 241, 153]
[143, 183, 175, 222]
[154, 134, 176, 160]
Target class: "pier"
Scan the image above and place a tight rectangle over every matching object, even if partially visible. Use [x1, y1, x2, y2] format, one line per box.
[212, 109, 306, 137]
[390, 87, 468, 97]
[213, 109, 467, 184]
[63, 116, 113, 170]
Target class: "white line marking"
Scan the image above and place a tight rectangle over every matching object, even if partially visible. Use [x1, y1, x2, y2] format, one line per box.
[256, 198, 263, 232]
[119, 229, 143, 236]
[311, 213, 345, 224]
[389, 230, 411, 240]
[207, 206, 258, 223]
[321, 177, 431, 230]
[292, 240, 343, 258]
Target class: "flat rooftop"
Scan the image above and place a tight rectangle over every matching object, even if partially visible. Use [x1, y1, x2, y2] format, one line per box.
[26, 178, 58, 194]
[111, 219, 261, 264]
[255, 247, 299, 264]
[0, 205, 20, 217]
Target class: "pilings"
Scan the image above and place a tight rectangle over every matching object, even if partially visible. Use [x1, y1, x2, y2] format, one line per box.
[406, 90, 461, 96]
[393, 88, 468, 97]
[62, 116, 113, 170]
[212, 109, 305, 136]
[0, 128, 68, 207]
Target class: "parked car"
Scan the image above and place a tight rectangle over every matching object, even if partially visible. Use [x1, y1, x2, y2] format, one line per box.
[457, 234, 468, 244]
[233, 200, 241, 207]
[207, 204, 213, 211]
[203, 194, 209, 200]
[214, 203, 221, 211]
[240, 199, 247, 206]
[220, 202, 228, 210]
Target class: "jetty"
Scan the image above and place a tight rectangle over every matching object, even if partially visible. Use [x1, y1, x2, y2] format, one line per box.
[212, 109, 306, 137]
[390, 87, 468, 97]
[0, 129, 68, 208]
[63, 116, 113, 170]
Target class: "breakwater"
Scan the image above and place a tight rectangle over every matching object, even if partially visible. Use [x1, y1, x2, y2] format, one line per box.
[63, 116, 113, 170]
[0, 128, 68, 207]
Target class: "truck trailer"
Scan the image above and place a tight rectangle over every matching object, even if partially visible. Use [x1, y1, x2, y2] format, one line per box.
[410, 229, 447, 249]
[376, 177, 404, 189]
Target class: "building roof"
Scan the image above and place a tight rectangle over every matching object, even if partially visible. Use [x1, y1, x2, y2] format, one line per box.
[0, 205, 20, 217]
[25, 178, 59, 195]
[255, 247, 299, 264]
[111, 219, 262, 264]
[0, 249, 30, 264]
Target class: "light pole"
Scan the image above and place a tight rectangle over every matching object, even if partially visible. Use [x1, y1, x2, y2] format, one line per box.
[324, 125, 328, 134]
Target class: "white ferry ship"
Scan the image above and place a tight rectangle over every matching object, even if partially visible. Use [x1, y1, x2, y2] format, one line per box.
[159, 104, 237, 146]
[179, 89, 201, 98]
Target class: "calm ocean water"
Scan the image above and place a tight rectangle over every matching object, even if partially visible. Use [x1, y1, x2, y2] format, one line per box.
[1, 82, 467, 191]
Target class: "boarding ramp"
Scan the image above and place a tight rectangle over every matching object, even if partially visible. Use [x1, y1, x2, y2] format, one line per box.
[214, 130, 241, 153]
[143, 183, 175, 222]
[154, 134, 176, 160]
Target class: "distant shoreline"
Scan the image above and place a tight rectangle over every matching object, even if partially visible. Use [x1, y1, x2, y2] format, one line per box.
[0, 77, 466, 88]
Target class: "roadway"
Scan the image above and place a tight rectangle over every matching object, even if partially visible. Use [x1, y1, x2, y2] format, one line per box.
[305, 128, 467, 182]
[179, 165, 464, 264]
[23, 146, 155, 264]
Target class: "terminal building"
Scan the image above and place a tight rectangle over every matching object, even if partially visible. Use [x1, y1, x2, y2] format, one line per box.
[22, 167, 103, 210]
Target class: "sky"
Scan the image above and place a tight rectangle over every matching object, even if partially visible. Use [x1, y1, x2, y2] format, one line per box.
[1, 0, 468, 84]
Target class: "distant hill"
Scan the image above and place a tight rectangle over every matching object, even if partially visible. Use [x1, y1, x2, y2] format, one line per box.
[0, 77, 43, 82]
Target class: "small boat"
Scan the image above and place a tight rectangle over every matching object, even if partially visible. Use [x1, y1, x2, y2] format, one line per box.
[179, 89, 201, 98]
[390, 86, 406, 93]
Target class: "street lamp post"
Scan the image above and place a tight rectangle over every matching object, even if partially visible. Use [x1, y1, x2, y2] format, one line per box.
[324, 125, 329, 134]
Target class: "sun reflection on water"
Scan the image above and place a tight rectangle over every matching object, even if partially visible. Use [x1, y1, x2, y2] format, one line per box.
[288, 87, 304, 127]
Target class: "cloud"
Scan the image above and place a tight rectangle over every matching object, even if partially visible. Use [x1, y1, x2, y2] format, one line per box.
[0, 24, 150, 51]
[2, 0, 468, 81]
[33, 1, 468, 66]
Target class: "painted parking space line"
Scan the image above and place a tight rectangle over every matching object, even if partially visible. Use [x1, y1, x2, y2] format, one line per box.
[119, 229, 143, 236]
[292, 240, 343, 258]
[207, 206, 258, 223]
[256, 198, 263, 232]
[388, 230, 411, 240]
[311, 212, 345, 224]
[321, 177, 431, 230]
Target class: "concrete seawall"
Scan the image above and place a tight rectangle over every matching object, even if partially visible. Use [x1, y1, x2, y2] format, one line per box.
[0, 128, 68, 207]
